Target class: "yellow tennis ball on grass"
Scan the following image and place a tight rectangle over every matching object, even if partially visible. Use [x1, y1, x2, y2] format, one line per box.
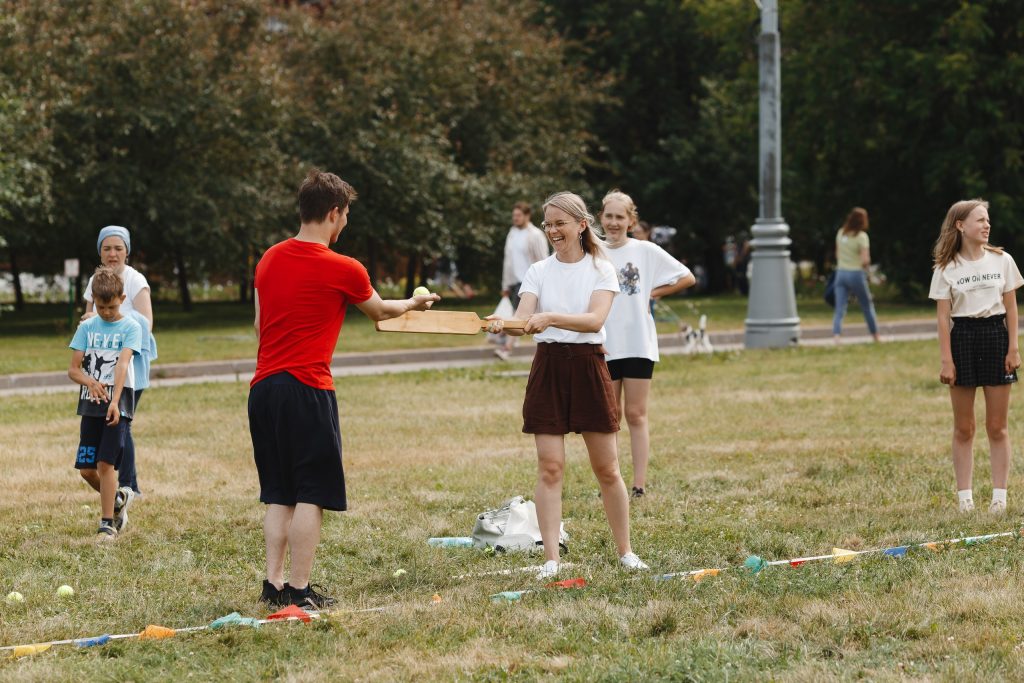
[413, 286, 430, 297]
[57, 585, 75, 598]
[6, 591, 24, 604]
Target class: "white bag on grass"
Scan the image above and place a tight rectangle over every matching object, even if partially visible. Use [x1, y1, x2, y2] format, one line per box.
[486, 296, 515, 345]
[472, 496, 568, 553]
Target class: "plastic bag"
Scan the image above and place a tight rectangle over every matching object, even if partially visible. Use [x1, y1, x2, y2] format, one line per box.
[486, 296, 515, 345]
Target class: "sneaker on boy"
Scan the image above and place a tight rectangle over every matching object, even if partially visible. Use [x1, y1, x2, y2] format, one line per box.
[114, 486, 135, 533]
[260, 580, 290, 606]
[287, 583, 336, 611]
[96, 521, 117, 542]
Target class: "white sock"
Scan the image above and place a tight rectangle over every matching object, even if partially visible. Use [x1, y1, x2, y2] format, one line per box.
[958, 489, 974, 504]
[992, 488, 1007, 505]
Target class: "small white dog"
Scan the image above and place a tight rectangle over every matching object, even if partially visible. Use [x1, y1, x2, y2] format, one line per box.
[679, 314, 713, 354]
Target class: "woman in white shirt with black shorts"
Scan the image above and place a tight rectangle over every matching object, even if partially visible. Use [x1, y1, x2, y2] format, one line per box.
[489, 191, 648, 579]
[930, 199, 1023, 514]
[599, 190, 695, 498]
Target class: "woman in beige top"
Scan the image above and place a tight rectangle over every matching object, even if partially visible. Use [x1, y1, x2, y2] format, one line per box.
[832, 207, 880, 343]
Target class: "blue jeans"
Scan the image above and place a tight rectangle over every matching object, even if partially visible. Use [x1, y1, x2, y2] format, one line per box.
[832, 269, 878, 335]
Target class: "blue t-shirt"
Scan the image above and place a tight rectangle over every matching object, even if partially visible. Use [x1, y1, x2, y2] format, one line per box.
[69, 315, 142, 419]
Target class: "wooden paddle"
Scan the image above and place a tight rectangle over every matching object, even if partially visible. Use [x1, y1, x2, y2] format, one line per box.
[375, 310, 527, 335]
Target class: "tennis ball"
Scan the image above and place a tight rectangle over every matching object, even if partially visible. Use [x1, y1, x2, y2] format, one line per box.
[57, 585, 75, 598]
[412, 286, 430, 297]
[392, 568, 407, 578]
[6, 591, 24, 604]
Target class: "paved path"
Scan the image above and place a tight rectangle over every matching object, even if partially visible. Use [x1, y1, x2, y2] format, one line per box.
[0, 319, 942, 397]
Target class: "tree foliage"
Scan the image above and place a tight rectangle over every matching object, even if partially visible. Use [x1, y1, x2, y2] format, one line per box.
[3, 0, 1024, 303]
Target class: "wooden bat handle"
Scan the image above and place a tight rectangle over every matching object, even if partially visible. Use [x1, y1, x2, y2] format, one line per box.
[485, 319, 527, 330]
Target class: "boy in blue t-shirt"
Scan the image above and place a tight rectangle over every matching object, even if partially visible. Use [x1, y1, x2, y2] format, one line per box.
[67, 268, 142, 541]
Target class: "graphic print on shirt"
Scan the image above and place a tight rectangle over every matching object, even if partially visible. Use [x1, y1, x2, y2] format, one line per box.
[619, 262, 640, 296]
[75, 327, 138, 419]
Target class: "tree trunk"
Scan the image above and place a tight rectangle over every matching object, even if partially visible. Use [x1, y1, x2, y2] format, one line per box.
[9, 246, 24, 311]
[403, 250, 419, 298]
[175, 249, 192, 312]
[238, 244, 250, 304]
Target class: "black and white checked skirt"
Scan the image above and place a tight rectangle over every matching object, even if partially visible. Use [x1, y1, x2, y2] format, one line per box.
[951, 314, 1017, 387]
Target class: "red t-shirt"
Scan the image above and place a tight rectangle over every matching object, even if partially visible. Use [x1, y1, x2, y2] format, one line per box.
[251, 238, 373, 390]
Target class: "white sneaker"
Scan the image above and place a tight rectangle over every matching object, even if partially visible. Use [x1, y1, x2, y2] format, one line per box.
[493, 348, 510, 361]
[619, 552, 649, 571]
[958, 498, 975, 513]
[989, 500, 1007, 515]
[536, 560, 559, 580]
[114, 487, 135, 533]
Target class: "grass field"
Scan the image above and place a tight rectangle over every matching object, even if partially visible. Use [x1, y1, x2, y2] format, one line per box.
[3, 339, 1024, 680]
[0, 291, 934, 375]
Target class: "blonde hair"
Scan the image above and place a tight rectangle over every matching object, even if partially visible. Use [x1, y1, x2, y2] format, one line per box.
[600, 189, 639, 231]
[932, 198, 1001, 270]
[542, 191, 606, 260]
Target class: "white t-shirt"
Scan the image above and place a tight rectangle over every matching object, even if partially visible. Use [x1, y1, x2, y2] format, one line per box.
[85, 265, 151, 328]
[604, 239, 691, 362]
[928, 250, 1024, 317]
[519, 253, 619, 344]
[507, 227, 534, 283]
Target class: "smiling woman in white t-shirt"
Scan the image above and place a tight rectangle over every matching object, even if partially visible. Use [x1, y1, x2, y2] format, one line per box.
[488, 191, 648, 580]
[929, 199, 1024, 515]
[599, 190, 695, 498]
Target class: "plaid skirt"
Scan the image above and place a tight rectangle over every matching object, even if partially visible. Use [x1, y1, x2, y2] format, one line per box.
[951, 315, 1017, 387]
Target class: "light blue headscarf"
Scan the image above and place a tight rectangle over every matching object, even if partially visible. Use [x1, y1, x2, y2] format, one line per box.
[97, 225, 131, 255]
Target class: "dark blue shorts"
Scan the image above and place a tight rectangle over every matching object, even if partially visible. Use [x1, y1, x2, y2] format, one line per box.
[248, 372, 347, 511]
[75, 416, 128, 470]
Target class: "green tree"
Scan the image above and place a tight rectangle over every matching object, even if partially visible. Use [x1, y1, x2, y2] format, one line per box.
[4, 0, 295, 309]
[782, 0, 1024, 295]
[277, 0, 602, 294]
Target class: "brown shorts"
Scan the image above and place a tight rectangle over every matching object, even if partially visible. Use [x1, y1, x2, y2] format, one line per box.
[523, 342, 620, 435]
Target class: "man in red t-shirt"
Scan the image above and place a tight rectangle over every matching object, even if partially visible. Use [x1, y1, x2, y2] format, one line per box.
[249, 168, 438, 610]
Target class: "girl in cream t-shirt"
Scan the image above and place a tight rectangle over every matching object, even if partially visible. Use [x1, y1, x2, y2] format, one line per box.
[929, 199, 1023, 515]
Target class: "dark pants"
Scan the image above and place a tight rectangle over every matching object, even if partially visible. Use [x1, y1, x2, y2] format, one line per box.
[118, 389, 143, 493]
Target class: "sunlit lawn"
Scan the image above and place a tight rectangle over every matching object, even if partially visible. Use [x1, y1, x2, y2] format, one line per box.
[3, 340, 1024, 680]
[0, 291, 935, 375]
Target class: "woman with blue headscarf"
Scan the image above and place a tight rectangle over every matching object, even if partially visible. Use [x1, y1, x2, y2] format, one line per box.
[81, 226, 157, 521]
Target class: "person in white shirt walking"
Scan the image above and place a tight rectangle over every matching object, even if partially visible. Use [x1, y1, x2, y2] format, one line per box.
[930, 198, 1023, 515]
[599, 190, 695, 497]
[497, 202, 549, 360]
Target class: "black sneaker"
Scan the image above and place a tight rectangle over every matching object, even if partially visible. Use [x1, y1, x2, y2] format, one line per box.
[287, 583, 336, 610]
[631, 486, 645, 499]
[259, 580, 289, 606]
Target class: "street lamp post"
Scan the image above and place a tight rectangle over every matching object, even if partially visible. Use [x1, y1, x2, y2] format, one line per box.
[744, 0, 800, 348]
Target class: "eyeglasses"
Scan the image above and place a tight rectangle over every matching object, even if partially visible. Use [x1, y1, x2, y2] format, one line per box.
[541, 220, 577, 231]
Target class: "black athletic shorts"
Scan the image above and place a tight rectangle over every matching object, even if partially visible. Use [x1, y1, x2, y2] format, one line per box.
[606, 357, 656, 381]
[951, 315, 1017, 387]
[248, 372, 347, 511]
[75, 416, 128, 469]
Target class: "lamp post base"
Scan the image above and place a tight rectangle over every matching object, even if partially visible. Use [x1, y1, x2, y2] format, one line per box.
[744, 218, 801, 349]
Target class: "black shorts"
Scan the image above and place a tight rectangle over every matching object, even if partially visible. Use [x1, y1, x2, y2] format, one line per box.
[248, 372, 347, 511]
[606, 357, 655, 381]
[951, 315, 1017, 387]
[75, 416, 128, 470]
[523, 343, 619, 435]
